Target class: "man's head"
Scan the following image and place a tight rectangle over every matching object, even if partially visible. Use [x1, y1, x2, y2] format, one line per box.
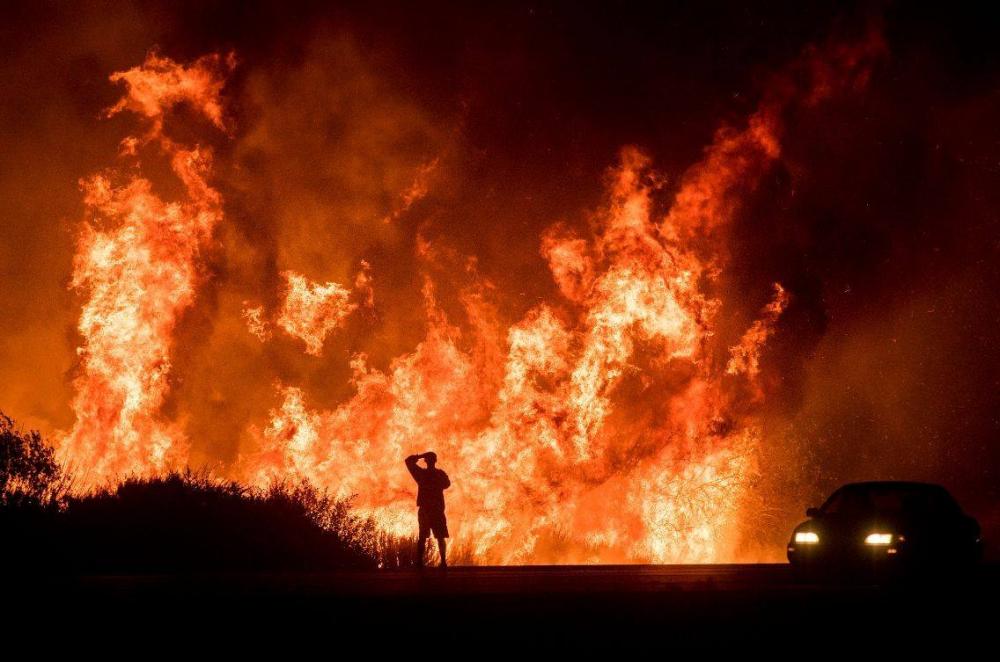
[424, 452, 437, 468]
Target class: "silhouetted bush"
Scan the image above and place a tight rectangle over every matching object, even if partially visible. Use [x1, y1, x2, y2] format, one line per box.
[0, 413, 439, 573]
[57, 472, 383, 572]
[1, 412, 67, 509]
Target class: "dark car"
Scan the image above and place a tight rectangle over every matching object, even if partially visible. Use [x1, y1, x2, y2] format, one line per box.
[787, 481, 982, 574]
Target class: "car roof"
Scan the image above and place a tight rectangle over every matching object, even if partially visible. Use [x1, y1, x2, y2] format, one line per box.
[837, 481, 947, 491]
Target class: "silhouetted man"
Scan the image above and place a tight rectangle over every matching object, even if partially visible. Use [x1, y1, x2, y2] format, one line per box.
[405, 451, 450, 568]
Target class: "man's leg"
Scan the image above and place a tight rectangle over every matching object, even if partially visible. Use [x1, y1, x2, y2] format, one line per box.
[417, 536, 427, 567]
[437, 537, 447, 568]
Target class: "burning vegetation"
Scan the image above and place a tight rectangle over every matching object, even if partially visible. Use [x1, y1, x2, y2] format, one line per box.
[38, 27, 885, 565]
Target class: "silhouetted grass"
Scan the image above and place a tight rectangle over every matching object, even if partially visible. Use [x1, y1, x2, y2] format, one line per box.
[1, 412, 462, 573]
[63, 472, 382, 572]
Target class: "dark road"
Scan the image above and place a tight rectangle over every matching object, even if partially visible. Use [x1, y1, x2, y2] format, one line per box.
[60, 561, 1000, 595]
[64, 562, 906, 594]
[14, 564, 997, 650]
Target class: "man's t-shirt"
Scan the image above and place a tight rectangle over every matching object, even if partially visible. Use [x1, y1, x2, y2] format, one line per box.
[406, 461, 450, 511]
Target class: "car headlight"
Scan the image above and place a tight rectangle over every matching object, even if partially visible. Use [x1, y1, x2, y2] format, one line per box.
[864, 533, 892, 545]
[794, 531, 819, 544]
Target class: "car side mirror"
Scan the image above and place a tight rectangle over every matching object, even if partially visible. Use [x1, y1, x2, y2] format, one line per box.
[806, 507, 821, 518]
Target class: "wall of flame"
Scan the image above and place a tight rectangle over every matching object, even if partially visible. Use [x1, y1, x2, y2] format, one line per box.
[3, 4, 1000, 562]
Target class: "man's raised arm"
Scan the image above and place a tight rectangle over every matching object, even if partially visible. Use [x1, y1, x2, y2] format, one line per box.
[405, 454, 421, 480]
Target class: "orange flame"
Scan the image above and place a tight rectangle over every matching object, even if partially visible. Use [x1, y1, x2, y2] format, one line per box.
[276, 271, 356, 356]
[242, 304, 271, 342]
[57, 53, 233, 488]
[241, 263, 373, 354]
[382, 159, 439, 224]
[727, 284, 790, 380]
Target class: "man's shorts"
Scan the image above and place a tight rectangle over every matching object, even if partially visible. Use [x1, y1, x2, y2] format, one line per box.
[418, 507, 449, 539]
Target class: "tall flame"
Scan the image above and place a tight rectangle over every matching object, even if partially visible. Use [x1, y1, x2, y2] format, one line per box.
[58, 53, 234, 488]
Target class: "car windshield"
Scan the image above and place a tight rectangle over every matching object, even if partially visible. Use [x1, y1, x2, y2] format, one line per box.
[820, 484, 959, 517]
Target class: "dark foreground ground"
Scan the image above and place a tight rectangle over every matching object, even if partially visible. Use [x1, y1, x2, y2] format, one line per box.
[8, 564, 999, 651]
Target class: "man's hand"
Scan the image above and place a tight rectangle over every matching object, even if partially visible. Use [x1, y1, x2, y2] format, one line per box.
[405, 452, 433, 467]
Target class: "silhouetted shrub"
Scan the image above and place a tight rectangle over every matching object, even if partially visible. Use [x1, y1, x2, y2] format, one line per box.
[60, 471, 380, 572]
[1, 412, 67, 572]
[1, 412, 66, 509]
[0, 413, 440, 573]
